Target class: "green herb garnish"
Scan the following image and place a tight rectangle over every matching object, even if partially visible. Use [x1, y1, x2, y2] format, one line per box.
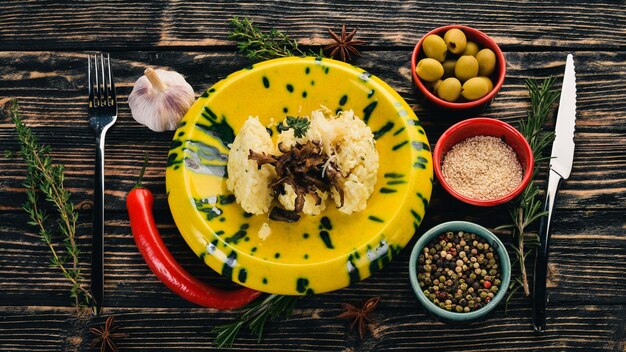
[496, 77, 559, 309]
[3, 99, 94, 314]
[229, 17, 319, 61]
[212, 294, 300, 348]
[277, 116, 310, 138]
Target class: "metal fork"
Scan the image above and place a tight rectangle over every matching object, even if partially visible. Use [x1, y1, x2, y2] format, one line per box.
[88, 53, 117, 315]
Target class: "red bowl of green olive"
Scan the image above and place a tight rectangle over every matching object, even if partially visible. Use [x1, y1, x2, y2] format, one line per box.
[411, 25, 506, 112]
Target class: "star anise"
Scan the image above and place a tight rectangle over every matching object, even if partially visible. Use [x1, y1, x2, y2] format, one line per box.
[324, 24, 366, 62]
[90, 315, 127, 352]
[336, 296, 380, 339]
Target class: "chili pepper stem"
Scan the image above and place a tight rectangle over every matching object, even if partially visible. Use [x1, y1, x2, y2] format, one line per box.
[134, 152, 149, 189]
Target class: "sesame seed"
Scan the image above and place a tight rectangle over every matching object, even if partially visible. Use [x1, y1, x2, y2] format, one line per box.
[441, 136, 523, 200]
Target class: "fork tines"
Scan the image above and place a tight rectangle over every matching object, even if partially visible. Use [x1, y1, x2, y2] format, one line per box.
[87, 53, 116, 109]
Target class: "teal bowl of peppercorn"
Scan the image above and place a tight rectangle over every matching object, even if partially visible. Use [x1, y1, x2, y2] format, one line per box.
[409, 221, 511, 322]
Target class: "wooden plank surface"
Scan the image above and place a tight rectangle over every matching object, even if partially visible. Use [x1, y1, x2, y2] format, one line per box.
[1, 1, 625, 351]
[0, 304, 624, 351]
[1, 51, 625, 213]
[1, 0, 625, 50]
[0, 209, 625, 308]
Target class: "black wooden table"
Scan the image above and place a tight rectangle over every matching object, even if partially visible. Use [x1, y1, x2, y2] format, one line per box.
[1, 1, 625, 351]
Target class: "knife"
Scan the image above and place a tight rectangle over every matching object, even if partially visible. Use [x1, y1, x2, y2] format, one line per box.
[532, 54, 577, 332]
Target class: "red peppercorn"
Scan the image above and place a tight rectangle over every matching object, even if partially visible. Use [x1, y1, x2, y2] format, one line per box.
[484, 281, 492, 289]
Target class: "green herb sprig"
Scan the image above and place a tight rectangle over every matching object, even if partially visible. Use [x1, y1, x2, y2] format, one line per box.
[277, 116, 311, 138]
[3, 99, 94, 314]
[212, 294, 300, 348]
[496, 77, 559, 308]
[229, 17, 320, 61]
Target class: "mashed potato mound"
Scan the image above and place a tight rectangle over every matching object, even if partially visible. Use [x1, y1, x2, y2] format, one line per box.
[277, 184, 329, 216]
[227, 109, 379, 217]
[226, 117, 276, 214]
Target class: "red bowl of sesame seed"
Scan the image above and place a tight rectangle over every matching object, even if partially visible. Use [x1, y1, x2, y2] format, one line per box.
[433, 118, 534, 206]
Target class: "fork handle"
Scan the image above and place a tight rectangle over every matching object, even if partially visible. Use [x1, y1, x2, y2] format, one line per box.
[92, 133, 105, 315]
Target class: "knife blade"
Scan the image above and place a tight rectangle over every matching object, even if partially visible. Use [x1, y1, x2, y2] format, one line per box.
[532, 54, 577, 332]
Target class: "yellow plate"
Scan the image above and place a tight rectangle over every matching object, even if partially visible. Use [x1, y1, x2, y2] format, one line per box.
[166, 57, 432, 295]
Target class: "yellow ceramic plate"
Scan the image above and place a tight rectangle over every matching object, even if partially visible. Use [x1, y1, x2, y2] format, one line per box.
[166, 57, 432, 295]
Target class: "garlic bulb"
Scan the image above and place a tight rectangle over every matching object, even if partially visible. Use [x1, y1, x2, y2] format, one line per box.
[128, 68, 195, 132]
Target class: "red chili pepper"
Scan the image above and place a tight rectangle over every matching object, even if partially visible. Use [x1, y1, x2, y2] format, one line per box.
[127, 186, 262, 310]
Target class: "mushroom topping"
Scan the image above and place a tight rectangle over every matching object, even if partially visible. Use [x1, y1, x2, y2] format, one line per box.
[248, 140, 345, 214]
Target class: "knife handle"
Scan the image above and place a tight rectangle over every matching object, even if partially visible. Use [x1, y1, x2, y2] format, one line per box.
[533, 168, 563, 333]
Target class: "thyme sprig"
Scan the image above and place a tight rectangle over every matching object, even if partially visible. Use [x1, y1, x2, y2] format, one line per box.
[212, 294, 300, 348]
[229, 17, 320, 61]
[277, 116, 311, 138]
[497, 77, 559, 306]
[4, 99, 94, 314]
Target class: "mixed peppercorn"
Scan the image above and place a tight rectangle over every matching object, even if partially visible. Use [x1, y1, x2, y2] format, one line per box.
[417, 231, 501, 312]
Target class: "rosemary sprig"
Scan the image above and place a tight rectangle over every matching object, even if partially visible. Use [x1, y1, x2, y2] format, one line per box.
[229, 17, 319, 61]
[3, 99, 94, 314]
[212, 294, 300, 348]
[497, 77, 559, 304]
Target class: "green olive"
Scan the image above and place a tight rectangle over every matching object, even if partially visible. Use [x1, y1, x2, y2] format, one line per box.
[444, 28, 467, 55]
[461, 77, 490, 101]
[463, 41, 480, 56]
[477, 76, 494, 91]
[455, 55, 479, 82]
[422, 34, 447, 62]
[437, 77, 462, 102]
[442, 59, 457, 78]
[416, 58, 444, 82]
[476, 48, 496, 76]
[431, 79, 443, 93]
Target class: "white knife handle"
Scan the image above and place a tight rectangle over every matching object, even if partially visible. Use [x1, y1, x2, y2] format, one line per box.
[533, 168, 563, 332]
